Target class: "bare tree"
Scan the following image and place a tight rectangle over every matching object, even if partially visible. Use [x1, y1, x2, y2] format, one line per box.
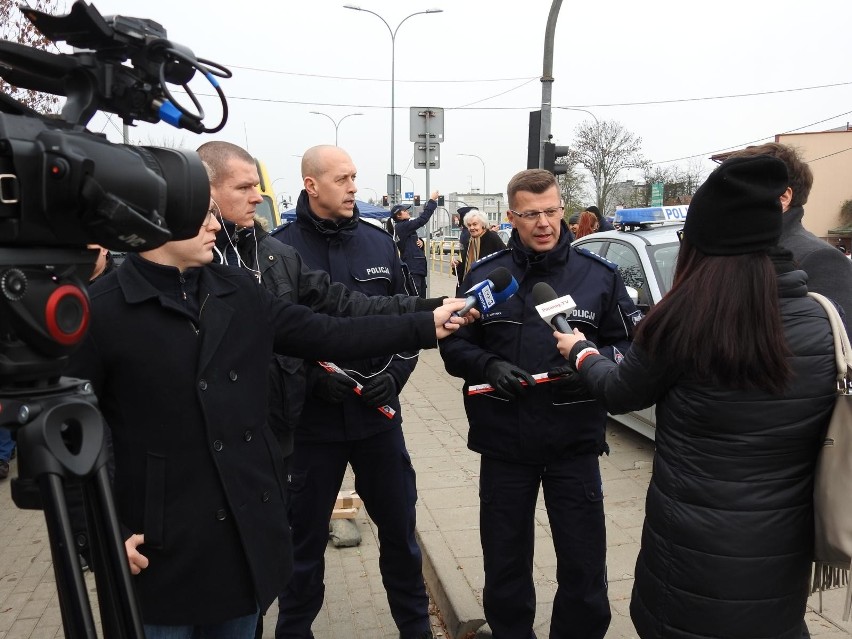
[554, 159, 590, 216]
[570, 120, 647, 215]
[0, 0, 62, 114]
[640, 160, 708, 206]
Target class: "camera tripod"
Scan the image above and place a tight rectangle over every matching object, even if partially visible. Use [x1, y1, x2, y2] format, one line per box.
[4, 378, 144, 638]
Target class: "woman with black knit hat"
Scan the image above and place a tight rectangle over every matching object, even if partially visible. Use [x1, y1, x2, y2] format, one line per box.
[554, 155, 837, 639]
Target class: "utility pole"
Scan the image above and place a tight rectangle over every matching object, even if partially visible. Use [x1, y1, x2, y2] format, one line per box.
[538, 0, 563, 168]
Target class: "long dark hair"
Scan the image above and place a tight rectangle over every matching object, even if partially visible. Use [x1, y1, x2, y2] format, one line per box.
[635, 236, 791, 393]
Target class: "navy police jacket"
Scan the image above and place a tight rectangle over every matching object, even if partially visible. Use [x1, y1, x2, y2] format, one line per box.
[439, 224, 641, 463]
[271, 191, 419, 442]
[392, 198, 436, 276]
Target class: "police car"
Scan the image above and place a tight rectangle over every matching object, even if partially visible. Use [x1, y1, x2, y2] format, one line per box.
[571, 205, 687, 439]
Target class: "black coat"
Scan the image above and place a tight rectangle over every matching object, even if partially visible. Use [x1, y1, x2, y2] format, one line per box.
[455, 229, 506, 287]
[67, 254, 437, 625]
[576, 269, 836, 639]
[215, 223, 422, 457]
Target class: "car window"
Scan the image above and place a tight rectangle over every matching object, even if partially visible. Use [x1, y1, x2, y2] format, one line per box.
[603, 241, 651, 307]
[575, 240, 606, 256]
[649, 243, 679, 294]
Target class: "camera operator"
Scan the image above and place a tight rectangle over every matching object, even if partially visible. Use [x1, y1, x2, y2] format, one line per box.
[66, 201, 468, 637]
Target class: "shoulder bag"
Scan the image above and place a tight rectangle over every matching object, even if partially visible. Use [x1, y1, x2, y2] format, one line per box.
[808, 291, 852, 621]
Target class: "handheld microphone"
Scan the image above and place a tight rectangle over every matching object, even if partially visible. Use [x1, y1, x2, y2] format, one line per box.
[454, 266, 519, 317]
[532, 282, 576, 333]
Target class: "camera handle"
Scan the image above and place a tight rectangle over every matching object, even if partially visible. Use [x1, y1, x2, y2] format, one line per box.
[5, 379, 144, 638]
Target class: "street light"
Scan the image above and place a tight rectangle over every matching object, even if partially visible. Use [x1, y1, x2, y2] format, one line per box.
[309, 111, 363, 146]
[457, 153, 485, 194]
[554, 106, 600, 127]
[343, 4, 443, 204]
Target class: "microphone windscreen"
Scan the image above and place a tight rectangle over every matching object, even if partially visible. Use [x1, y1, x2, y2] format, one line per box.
[487, 267, 513, 292]
[532, 281, 559, 307]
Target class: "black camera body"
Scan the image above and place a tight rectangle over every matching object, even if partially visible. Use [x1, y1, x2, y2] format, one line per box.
[0, 1, 230, 383]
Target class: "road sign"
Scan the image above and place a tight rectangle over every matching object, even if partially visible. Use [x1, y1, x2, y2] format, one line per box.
[414, 143, 440, 170]
[650, 182, 664, 207]
[404, 191, 414, 199]
[410, 107, 445, 143]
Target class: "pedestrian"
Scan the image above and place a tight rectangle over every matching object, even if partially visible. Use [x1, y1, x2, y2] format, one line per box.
[272, 145, 434, 639]
[585, 205, 613, 231]
[385, 191, 439, 298]
[440, 168, 641, 639]
[567, 213, 579, 239]
[554, 155, 837, 639]
[453, 209, 506, 293]
[728, 142, 852, 338]
[452, 206, 476, 288]
[574, 210, 600, 238]
[67, 194, 467, 637]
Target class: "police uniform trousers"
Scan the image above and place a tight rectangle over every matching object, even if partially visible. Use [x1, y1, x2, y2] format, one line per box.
[275, 427, 429, 639]
[479, 453, 610, 639]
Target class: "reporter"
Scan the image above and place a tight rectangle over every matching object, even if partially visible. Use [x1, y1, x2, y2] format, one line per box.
[67, 204, 464, 637]
[554, 155, 837, 639]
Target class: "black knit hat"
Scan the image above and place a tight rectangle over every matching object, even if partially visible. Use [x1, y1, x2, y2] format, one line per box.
[568, 213, 580, 224]
[683, 155, 788, 255]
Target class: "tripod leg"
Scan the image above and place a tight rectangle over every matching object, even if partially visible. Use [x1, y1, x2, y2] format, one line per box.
[85, 464, 145, 638]
[39, 472, 99, 639]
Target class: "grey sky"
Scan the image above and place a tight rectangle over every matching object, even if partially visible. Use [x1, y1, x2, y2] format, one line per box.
[79, 0, 852, 207]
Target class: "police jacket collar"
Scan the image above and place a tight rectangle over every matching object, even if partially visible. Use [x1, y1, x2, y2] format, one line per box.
[295, 189, 360, 236]
[214, 220, 255, 254]
[508, 220, 572, 272]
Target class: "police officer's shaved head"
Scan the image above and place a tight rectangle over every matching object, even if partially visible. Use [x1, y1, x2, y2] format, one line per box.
[301, 145, 353, 180]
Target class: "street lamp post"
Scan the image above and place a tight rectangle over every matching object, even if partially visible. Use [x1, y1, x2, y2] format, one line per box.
[458, 153, 485, 194]
[309, 111, 363, 146]
[343, 4, 443, 205]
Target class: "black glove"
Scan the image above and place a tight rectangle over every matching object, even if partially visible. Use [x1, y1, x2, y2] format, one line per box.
[547, 366, 593, 403]
[484, 359, 536, 399]
[313, 372, 358, 404]
[360, 373, 398, 408]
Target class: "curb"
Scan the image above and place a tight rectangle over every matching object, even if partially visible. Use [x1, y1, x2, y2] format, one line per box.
[417, 527, 488, 639]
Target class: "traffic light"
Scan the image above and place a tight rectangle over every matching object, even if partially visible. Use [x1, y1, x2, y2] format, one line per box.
[437, 195, 445, 206]
[543, 141, 569, 176]
[527, 110, 541, 170]
[382, 195, 389, 207]
[414, 195, 421, 206]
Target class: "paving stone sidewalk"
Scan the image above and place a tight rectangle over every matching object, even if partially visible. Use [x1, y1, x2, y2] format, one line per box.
[1, 270, 849, 638]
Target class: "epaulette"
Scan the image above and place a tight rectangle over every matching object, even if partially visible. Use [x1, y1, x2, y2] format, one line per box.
[270, 220, 292, 237]
[573, 246, 618, 271]
[468, 247, 511, 273]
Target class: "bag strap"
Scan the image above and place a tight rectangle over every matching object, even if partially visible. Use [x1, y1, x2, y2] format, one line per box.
[808, 292, 852, 390]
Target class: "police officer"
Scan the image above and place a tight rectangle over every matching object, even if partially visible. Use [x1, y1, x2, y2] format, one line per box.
[439, 169, 641, 639]
[272, 145, 431, 639]
[386, 190, 439, 298]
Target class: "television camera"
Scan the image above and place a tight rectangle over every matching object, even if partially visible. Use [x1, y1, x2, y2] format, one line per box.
[0, 2, 231, 636]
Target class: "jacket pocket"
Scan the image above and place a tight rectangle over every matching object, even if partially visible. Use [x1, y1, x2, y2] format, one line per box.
[143, 453, 166, 549]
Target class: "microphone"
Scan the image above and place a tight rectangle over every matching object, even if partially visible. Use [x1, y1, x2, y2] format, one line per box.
[532, 282, 576, 333]
[454, 266, 519, 317]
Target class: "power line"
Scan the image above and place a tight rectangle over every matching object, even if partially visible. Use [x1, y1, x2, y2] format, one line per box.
[225, 63, 538, 84]
[652, 108, 852, 165]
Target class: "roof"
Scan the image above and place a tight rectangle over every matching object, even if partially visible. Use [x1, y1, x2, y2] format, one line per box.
[281, 199, 389, 221]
